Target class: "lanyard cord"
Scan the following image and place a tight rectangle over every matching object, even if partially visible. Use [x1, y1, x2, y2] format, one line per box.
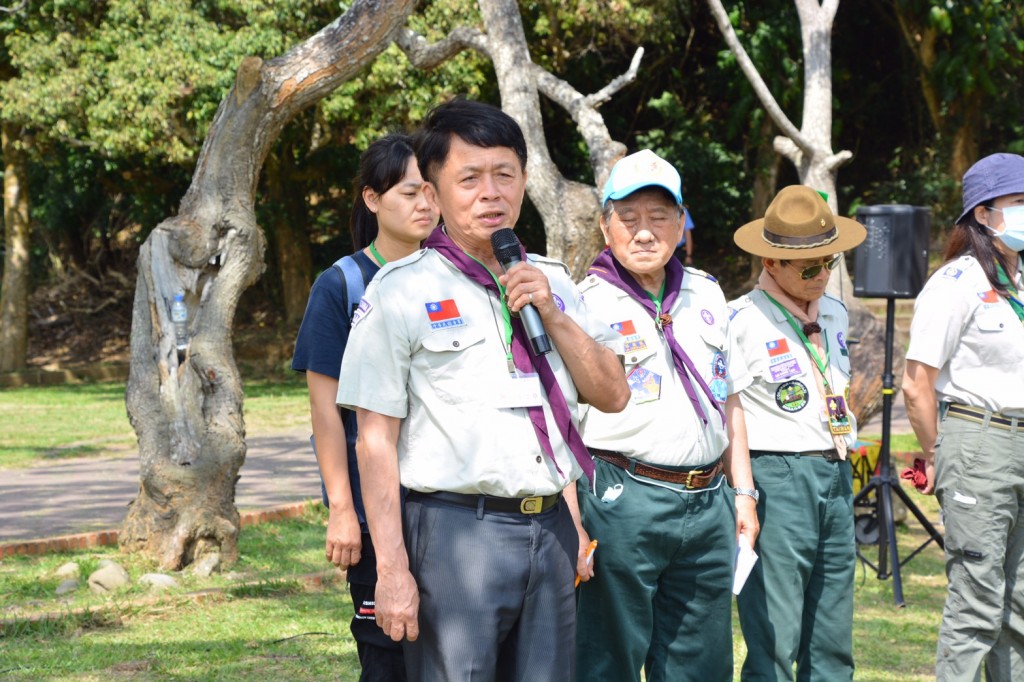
[763, 293, 833, 393]
[643, 280, 667, 317]
[467, 254, 515, 372]
[368, 241, 387, 266]
[994, 260, 1024, 323]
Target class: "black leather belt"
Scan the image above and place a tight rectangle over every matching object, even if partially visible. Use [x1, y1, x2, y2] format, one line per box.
[406, 490, 561, 515]
[948, 404, 1019, 431]
[751, 449, 842, 463]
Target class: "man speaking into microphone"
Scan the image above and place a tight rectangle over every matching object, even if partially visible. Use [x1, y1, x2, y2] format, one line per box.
[337, 98, 629, 682]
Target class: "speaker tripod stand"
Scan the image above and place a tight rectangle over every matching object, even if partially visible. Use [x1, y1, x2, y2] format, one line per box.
[852, 297, 944, 607]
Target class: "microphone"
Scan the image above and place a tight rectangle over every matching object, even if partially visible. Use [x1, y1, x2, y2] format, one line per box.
[490, 228, 552, 356]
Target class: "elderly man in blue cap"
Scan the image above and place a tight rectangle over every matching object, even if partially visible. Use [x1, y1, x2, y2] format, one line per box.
[573, 150, 759, 681]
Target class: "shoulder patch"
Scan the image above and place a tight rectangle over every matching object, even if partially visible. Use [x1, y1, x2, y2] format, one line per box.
[941, 265, 964, 280]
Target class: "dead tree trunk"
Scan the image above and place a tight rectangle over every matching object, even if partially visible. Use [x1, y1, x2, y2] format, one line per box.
[121, 0, 416, 571]
[397, 0, 643, 279]
[1, 121, 30, 373]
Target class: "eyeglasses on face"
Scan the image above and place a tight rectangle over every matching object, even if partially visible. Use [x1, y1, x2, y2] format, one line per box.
[783, 255, 842, 280]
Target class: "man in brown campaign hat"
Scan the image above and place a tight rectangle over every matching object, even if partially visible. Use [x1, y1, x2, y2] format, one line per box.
[726, 185, 866, 680]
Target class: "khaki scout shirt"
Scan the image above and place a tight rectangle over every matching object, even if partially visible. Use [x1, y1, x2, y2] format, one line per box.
[578, 268, 730, 468]
[336, 248, 613, 497]
[907, 254, 1024, 417]
[727, 290, 857, 452]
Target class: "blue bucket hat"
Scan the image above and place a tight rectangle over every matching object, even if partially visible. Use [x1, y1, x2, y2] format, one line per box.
[602, 150, 683, 206]
[958, 153, 1024, 224]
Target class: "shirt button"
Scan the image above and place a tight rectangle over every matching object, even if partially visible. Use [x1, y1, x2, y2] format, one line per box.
[453, 340, 460, 347]
[630, 356, 637, 363]
[536, 456, 542, 463]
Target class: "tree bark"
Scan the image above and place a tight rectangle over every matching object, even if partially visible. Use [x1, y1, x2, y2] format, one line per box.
[121, 0, 416, 571]
[1, 121, 30, 373]
[397, 3, 644, 279]
[266, 147, 314, 325]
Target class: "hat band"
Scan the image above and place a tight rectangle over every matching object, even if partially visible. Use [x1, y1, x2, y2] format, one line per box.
[762, 226, 838, 249]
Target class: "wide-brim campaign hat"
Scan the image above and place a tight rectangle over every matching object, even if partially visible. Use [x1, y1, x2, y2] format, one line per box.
[957, 152, 1024, 224]
[733, 185, 866, 259]
[602, 149, 683, 206]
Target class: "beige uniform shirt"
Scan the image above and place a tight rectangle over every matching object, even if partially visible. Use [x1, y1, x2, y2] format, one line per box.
[578, 268, 730, 467]
[727, 290, 857, 452]
[336, 248, 613, 497]
[906, 254, 1024, 417]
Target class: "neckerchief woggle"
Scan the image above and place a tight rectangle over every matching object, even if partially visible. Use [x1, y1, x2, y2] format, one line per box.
[587, 248, 724, 427]
[994, 259, 1024, 324]
[423, 226, 596, 486]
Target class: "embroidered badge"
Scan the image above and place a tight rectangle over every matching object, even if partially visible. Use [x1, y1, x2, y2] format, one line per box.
[351, 298, 372, 327]
[768, 358, 802, 382]
[711, 352, 727, 379]
[627, 366, 661, 404]
[775, 380, 809, 413]
[611, 320, 637, 335]
[766, 338, 790, 357]
[709, 378, 728, 404]
[942, 267, 963, 280]
[552, 293, 565, 311]
[425, 299, 465, 329]
[728, 306, 738, 321]
[623, 338, 648, 353]
[837, 331, 849, 357]
[700, 309, 715, 325]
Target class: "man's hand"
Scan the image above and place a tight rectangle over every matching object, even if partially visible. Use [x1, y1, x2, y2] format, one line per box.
[498, 262, 559, 320]
[325, 506, 362, 568]
[575, 526, 595, 584]
[921, 459, 936, 496]
[736, 495, 760, 547]
[375, 568, 421, 642]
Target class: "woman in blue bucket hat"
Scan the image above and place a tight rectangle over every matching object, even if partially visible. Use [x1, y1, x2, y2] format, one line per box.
[903, 152, 1024, 681]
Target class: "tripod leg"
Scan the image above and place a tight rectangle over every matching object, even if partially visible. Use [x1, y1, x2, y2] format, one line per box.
[891, 483, 945, 550]
[879, 479, 905, 606]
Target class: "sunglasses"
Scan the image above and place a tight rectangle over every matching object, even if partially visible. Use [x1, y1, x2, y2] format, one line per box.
[784, 255, 842, 280]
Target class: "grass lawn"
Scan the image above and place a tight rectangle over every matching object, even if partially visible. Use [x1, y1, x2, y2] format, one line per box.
[0, 377, 310, 469]
[2, 498, 949, 680]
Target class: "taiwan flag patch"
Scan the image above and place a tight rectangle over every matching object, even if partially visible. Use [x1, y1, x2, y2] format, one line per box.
[977, 289, 999, 304]
[766, 339, 790, 357]
[425, 299, 464, 328]
[611, 320, 637, 336]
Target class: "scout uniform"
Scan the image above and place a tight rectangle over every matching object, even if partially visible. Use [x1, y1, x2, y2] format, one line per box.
[575, 265, 735, 681]
[728, 289, 857, 682]
[907, 253, 1024, 679]
[338, 242, 612, 680]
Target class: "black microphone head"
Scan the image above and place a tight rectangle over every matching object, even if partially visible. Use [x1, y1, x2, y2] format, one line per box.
[490, 228, 521, 264]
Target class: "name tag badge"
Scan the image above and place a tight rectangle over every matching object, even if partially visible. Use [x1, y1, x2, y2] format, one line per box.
[492, 371, 544, 409]
[627, 366, 662, 404]
[768, 357, 803, 382]
[826, 394, 853, 435]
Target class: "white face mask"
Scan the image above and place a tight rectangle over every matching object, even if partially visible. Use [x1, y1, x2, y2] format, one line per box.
[984, 205, 1024, 252]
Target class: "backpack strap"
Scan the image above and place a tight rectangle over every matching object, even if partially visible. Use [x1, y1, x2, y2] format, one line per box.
[332, 255, 367, 323]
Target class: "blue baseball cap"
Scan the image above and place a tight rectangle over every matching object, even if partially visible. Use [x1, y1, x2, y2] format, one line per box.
[958, 153, 1024, 224]
[602, 150, 683, 206]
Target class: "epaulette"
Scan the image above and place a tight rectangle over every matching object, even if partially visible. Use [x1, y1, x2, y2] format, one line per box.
[577, 273, 602, 293]
[726, 295, 754, 321]
[374, 248, 429, 281]
[684, 265, 717, 283]
[822, 292, 848, 311]
[529, 253, 572, 278]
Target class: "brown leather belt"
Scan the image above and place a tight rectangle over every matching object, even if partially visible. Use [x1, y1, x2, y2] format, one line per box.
[406, 490, 561, 515]
[591, 449, 722, 488]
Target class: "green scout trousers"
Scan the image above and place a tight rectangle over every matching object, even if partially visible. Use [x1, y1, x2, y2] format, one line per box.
[737, 452, 855, 681]
[576, 457, 735, 682]
[934, 409, 1024, 682]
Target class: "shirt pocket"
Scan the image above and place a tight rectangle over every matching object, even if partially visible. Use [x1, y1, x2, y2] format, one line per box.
[972, 309, 1015, 365]
[622, 344, 657, 370]
[420, 326, 489, 404]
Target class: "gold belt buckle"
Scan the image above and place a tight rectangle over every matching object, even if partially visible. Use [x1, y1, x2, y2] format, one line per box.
[519, 496, 544, 514]
[685, 470, 699, 488]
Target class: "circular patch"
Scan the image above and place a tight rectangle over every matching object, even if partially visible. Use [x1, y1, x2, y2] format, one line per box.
[710, 378, 728, 404]
[775, 380, 809, 413]
[552, 293, 565, 311]
[711, 352, 727, 379]
[700, 309, 714, 325]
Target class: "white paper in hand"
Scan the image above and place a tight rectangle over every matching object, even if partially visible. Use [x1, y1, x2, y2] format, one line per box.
[732, 534, 759, 595]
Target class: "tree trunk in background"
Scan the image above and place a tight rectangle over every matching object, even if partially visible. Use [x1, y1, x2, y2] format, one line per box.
[1, 121, 30, 373]
[747, 116, 780, 286]
[266, 148, 313, 325]
[121, 0, 416, 571]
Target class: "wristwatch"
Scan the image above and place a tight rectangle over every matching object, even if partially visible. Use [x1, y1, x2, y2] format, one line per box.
[734, 487, 760, 502]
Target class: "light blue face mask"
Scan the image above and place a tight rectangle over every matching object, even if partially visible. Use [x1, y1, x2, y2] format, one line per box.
[984, 205, 1024, 252]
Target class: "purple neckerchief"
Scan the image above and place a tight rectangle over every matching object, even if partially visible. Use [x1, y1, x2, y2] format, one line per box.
[423, 226, 595, 485]
[588, 248, 725, 427]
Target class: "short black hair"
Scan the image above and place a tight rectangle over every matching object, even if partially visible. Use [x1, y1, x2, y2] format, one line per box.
[349, 133, 416, 251]
[414, 98, 528, 184]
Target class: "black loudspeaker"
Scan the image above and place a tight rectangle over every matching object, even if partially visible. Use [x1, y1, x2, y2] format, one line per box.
[853, 205, 930, 299]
